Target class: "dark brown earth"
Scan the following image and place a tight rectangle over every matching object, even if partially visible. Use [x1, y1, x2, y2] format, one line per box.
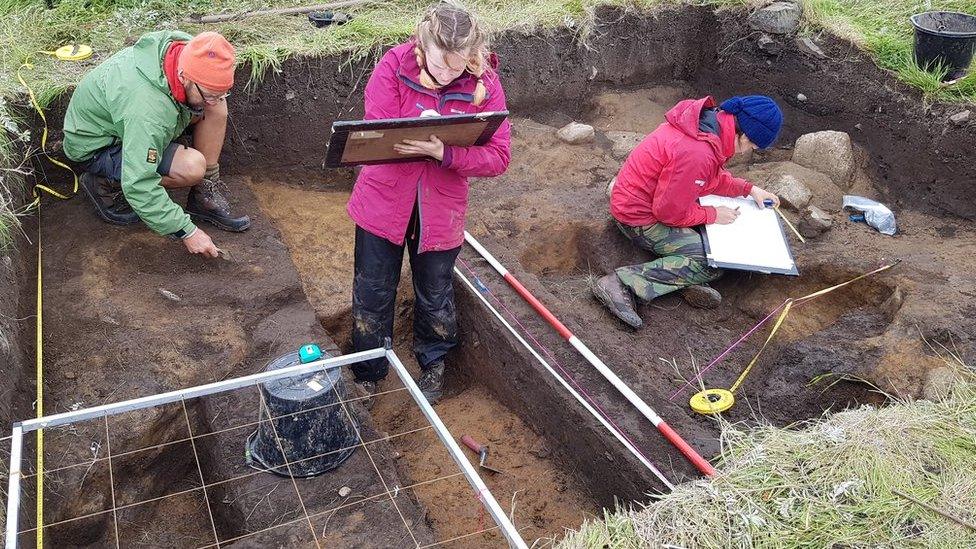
[3, 4, 974, 548]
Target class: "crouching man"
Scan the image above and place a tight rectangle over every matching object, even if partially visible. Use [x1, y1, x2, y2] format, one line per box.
[63, 30, 249, 258]
[593, 95, 784, 329]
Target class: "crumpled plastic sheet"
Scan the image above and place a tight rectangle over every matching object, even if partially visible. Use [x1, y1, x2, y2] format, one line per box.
[843, 195, 897, 235]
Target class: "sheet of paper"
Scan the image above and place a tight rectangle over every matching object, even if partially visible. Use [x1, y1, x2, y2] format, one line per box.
[699, 195, 797, 274]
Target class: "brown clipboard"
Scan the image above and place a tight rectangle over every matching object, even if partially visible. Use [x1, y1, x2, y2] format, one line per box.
[324, 110, 509, 167]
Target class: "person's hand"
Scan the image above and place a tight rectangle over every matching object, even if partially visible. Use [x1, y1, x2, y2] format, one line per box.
[394, 135, 444, 161]
[183, 228, 219, 258]
[714, 205, 741, 225]
[750, 186, 780, 209]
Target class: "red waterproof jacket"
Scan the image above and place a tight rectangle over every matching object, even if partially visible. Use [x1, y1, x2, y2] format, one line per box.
[610, 97, 753, 227]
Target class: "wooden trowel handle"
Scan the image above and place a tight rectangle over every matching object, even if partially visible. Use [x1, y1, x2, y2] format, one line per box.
[460, 435, 485, 454]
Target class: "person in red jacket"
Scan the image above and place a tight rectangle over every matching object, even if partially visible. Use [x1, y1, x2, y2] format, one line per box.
[592, 95, 783, 329]
[347, 2, 511, 405]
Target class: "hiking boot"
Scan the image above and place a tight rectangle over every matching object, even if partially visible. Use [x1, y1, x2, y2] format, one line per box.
[591, 274, 642, 329]
[79, 172, 140, 225]
[186, 177, 251, 232]
[681, 285, 722, 309]
[417, 361, 445, 403]
[353, 380, 378, 410]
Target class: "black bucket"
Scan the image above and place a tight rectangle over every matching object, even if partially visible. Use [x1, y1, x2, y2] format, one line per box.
[911, 11, 976, 79]
[246, 348, 359, 477]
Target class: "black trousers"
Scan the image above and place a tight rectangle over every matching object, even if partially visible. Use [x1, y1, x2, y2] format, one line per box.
[351, 221, 461, 382]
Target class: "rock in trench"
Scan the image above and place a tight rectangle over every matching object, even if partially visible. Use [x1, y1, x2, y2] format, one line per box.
[798, 205, 832, 238]
[749, 2, 802, 35]
[605, 131, 643, 159]
[765, 173, 812, 210]
[556, 122, 595, 145]
[949, 110, 971, 126]
[796, 36, 827, 59]
[792, 130, 855, 189]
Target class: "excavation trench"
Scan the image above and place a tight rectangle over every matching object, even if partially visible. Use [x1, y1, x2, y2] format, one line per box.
[5, 5, 976, 548]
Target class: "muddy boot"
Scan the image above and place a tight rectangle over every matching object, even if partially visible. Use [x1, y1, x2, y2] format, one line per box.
[353, 380, 378, 410]
[186, 176, 251, 232]
[681, 285, 722, 309]
[417, 361, 445, 403]
[591, 274, 642, 329]
[79, 172, 140, 225]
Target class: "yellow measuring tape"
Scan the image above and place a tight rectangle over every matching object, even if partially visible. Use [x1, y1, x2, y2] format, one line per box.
[16, 52, 85, 549]
[691, 260, 900, 414]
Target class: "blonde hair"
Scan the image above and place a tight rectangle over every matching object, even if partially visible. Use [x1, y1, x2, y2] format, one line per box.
[414, 2, 489, 106]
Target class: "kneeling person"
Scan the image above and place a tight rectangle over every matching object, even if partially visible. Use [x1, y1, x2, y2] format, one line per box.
[63, 30, 249, 258]
[593, 95, 784, 329]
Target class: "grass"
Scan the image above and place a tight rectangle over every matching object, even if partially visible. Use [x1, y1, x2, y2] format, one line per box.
[558, 350, 976, 548]
[801, 0, 976, 103]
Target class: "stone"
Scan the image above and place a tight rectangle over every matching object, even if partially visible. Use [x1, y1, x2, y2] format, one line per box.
[922, 367, 956, 401]
[157, 288, 181, 302]
[741, 161, 843, 212]
[796, 37, 827, 59]
[64, 371, 77, 380]
[765, 173, 812, 210]
[749, 2, 802, 35]
[556, 122, 595, 144]
[949, 110, 971, 126]
[796, 93, 807, 102]
[605, 131, 642, 160]
[792, 130, 855, 189]
[757, 34, 782, 55]
[798, 205, 833, 238]
[338, 486, 352, 497]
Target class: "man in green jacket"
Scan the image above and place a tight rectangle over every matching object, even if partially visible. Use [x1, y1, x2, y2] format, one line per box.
[63, 30, 248, 258]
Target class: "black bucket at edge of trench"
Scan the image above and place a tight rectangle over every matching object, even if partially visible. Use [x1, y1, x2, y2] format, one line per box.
[246, 348, 359, 477]
[911, 11, 976, 80]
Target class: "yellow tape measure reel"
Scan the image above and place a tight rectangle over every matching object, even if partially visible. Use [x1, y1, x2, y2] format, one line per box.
[50, 44, 93, 61]
[690, 388, 735, 414]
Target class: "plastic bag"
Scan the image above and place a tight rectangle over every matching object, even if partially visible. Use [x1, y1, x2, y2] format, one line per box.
[843, 195, 896, 235]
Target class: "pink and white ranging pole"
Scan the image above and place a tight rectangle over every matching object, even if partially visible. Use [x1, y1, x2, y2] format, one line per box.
[463, 231, 717, 477]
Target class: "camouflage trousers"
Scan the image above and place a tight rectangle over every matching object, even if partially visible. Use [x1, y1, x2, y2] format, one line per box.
[614, 221, 722, 301]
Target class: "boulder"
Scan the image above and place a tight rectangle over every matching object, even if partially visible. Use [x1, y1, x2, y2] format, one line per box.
[556, 122, 595, 144]
[765, 173, 812, 210]
[792, 130, 855, 189]
[605, 131, 643, 160]
[741, 161, 843, 212]
[749, 2, 802, 35]
[798, 205, 832, 238]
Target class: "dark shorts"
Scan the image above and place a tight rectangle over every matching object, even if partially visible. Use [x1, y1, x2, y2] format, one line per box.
[81, 142, 181, 182]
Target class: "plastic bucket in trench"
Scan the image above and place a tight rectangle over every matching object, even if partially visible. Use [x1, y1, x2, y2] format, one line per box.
[246, 348, 359, 477]
[910, 11, 976, 79]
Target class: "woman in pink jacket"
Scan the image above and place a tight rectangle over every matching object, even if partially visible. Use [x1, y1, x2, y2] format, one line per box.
[347, 2, 511, 404]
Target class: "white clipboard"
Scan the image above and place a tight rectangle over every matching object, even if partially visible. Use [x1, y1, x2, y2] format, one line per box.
[699, 195, 799, 276]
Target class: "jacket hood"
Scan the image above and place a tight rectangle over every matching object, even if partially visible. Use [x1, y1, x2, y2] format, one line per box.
[132, 30, 193, 91]
[665, 96, 736, 160]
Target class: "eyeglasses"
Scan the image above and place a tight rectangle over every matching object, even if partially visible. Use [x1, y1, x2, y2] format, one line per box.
[194, 82, 230, 104]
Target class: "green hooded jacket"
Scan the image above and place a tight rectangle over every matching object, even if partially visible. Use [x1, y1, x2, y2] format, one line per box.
[63, 30, 196, 236]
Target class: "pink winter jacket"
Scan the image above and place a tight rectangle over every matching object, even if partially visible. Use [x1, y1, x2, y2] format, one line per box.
[346, 42, 512, 252]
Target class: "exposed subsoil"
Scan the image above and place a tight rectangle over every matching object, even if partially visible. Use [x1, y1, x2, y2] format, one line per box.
[6, 5, 975, 548]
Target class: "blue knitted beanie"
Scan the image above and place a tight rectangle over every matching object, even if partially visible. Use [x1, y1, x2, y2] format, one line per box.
[719, 95, 783, 149]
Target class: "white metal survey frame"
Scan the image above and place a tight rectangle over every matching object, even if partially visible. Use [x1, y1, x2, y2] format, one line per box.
[3, 346, 528, 549]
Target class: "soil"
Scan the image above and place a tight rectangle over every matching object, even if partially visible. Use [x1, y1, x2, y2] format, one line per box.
[5, 4, 975, 548]
[250, 177, 594, 547]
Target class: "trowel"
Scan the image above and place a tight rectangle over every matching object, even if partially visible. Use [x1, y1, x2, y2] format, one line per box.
[460, 435, 504, 475]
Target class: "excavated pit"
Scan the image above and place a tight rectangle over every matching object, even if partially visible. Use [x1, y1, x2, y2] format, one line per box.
[4, 5, 975, 548]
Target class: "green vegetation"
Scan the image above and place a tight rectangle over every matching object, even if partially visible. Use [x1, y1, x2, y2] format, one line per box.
[559, 353, 976, 548]
[802, 0, 976, 103]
